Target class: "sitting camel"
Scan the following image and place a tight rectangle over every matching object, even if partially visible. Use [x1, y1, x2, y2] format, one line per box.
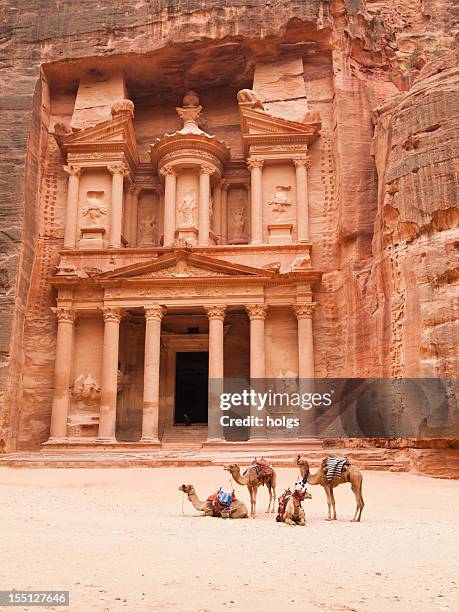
[224, 458, 276, 518]
[296, 455, 364, 522]
[276, 480, 312, 526]
[178, 484, 248, 519]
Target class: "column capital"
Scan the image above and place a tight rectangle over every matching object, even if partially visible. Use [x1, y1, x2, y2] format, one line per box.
[159, 165, 176, 177]
[63, 164, 81, 177]
[204, 305, 227, 320]
[293, 157, 311, 169]
[200, 164, 214, 176]
[129, 185, 141, 196]
[247, 158, 264, 170]
[293, 302, 315, 319]
[102, 306, 123, 323]
[51, 306, 76, 323]
[144, 305, 166, 321]
[246, 304, 268, 320]
[107, 163, 128, 176]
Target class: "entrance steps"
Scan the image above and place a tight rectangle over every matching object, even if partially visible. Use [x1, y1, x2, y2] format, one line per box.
[160, 425, 208, 451]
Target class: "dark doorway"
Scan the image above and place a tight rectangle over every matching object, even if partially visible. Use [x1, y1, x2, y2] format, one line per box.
[175, 351, 209, 424]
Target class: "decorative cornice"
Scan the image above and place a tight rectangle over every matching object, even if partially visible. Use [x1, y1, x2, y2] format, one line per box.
[247, 158, 264, 170]
[204, 305, 227, 320]
[246, 304, 268, 320]
[63, 165, 81, 177]
[293, 303, 315, 319]
[144, 305, 166, 321]
[103, 306, 123, 323]
[52, 306, 76, 323]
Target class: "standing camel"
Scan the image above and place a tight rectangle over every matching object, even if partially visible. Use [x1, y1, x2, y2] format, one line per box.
[223, 460, 276, 518]
[296, 455, 364, 522]
[179, 484, 248, 518]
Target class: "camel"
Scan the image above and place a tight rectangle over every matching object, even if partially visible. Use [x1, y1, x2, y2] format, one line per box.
[277, 480, 312, 526]
[296, 455, 364, 522]
[178, 484, 248, 519]
[223, 460, 277, 518]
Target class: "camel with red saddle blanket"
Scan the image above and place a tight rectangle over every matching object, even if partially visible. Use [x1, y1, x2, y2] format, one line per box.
[224, 457, 277, 518]
[296, 455, 365, 522]
[179, 484, 248, 519]
[276, 479, 312, 526]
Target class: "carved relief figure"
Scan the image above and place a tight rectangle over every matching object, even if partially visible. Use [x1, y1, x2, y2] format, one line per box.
[72, 374, 101, 404]
[232, 207, 246, 239]
[82, 191, 107, 225]
[138, 215, 158, 246]
[268, 185, 292, 214]
[178, 190, 197, 226]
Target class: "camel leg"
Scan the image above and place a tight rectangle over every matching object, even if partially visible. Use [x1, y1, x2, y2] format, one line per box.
[351, 480, 364, 522]
[271, 476, 277, 513]
[266, 483, 275, 513]
[283, 516, 296, 526]
[249, 485, 257, 518]
[330, 487, 337, 520]
[324, 486, 333, 520]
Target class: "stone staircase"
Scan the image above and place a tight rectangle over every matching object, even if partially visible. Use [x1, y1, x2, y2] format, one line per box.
[160, 425, 208, 451]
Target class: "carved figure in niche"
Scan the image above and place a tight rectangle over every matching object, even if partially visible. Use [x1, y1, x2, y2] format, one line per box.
[138, 215, 158, 246]
[72, 374, 101, 404]
[209, 195, 214, 223]
[171, 259, 194, 278]
[182, 90, 200, 108]
[82, 191, 107, 225]
[236, 89, 263, 110]
[232, 207, 246, 239]
[268, 185, 292, 214]
[178, 190, 197, 226]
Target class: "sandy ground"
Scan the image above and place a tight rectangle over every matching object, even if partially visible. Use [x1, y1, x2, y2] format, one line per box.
[0, 468, 458, 612]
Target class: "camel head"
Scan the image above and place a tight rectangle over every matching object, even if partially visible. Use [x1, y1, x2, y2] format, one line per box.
[223, 463, 239, 473]
[296, 455, 310, 477]
[293, 478, 312, 502]
[178, 484, 195, 495]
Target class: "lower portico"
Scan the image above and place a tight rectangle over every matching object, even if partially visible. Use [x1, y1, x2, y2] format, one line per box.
[45, 249, 321, 450]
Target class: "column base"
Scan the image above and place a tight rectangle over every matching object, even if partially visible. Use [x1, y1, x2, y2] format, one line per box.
[96, 437, 117, 444]
[43, 436, 68, 445]
[139, 437, 161, 446]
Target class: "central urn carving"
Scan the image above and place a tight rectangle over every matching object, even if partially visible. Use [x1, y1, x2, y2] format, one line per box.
[150, 90, 230, 247]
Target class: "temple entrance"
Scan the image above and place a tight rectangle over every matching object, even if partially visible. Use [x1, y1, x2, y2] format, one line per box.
[174, 351, 209, 424]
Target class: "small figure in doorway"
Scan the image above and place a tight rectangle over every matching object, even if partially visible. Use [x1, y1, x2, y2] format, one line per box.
[183, 413, 192, 427]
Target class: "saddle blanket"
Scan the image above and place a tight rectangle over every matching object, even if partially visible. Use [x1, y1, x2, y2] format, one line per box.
[207, 489, 236, 516]
[324, 456, 349, 481]
[249, 458, 274, 477]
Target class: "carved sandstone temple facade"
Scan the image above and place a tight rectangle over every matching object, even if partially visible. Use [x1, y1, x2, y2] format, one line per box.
[45, 80, 323, 450]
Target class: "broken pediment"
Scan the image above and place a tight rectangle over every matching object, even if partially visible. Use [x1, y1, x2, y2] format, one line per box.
[54, 101, 139, 170]
[238, 102, 321, 155]
[97, 250, 276, 283]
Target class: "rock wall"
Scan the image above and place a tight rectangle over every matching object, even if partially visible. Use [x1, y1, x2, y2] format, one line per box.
[0, 0, 457, 450]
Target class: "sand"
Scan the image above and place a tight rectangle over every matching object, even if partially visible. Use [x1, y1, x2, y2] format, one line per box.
[0, 467, 458, 612]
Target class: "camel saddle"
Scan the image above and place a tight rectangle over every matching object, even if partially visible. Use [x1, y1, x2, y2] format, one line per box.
[322, 456, 350, 481]
[245, 458, 274, 484]
[207, 489, 236, 517]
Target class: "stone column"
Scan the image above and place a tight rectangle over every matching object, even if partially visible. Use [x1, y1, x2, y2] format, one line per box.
[221, 182, 229, 245]
[199, 165, 213, 246]
[129, 186, 140, 247]
[141, 305, 165, 443]
[205, 305, 226, 441]
[293, 302, 316, 437]
[212, 182, 222, 243]
[49, 307, 75, 440]
[97, 307, 122, 442]
[293, 157, 311, 243]
[108, 164, 126, 248]
[246, 304, 268, 439]
[247, 159, 264, 244]
[161, 166, 176, 246]
[63, 165, 81, 249]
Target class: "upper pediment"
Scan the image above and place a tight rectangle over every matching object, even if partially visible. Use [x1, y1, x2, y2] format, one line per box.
[97, 250, 275, 282]
[54, 108, 139, 168]
[239, 106, 321, 155]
